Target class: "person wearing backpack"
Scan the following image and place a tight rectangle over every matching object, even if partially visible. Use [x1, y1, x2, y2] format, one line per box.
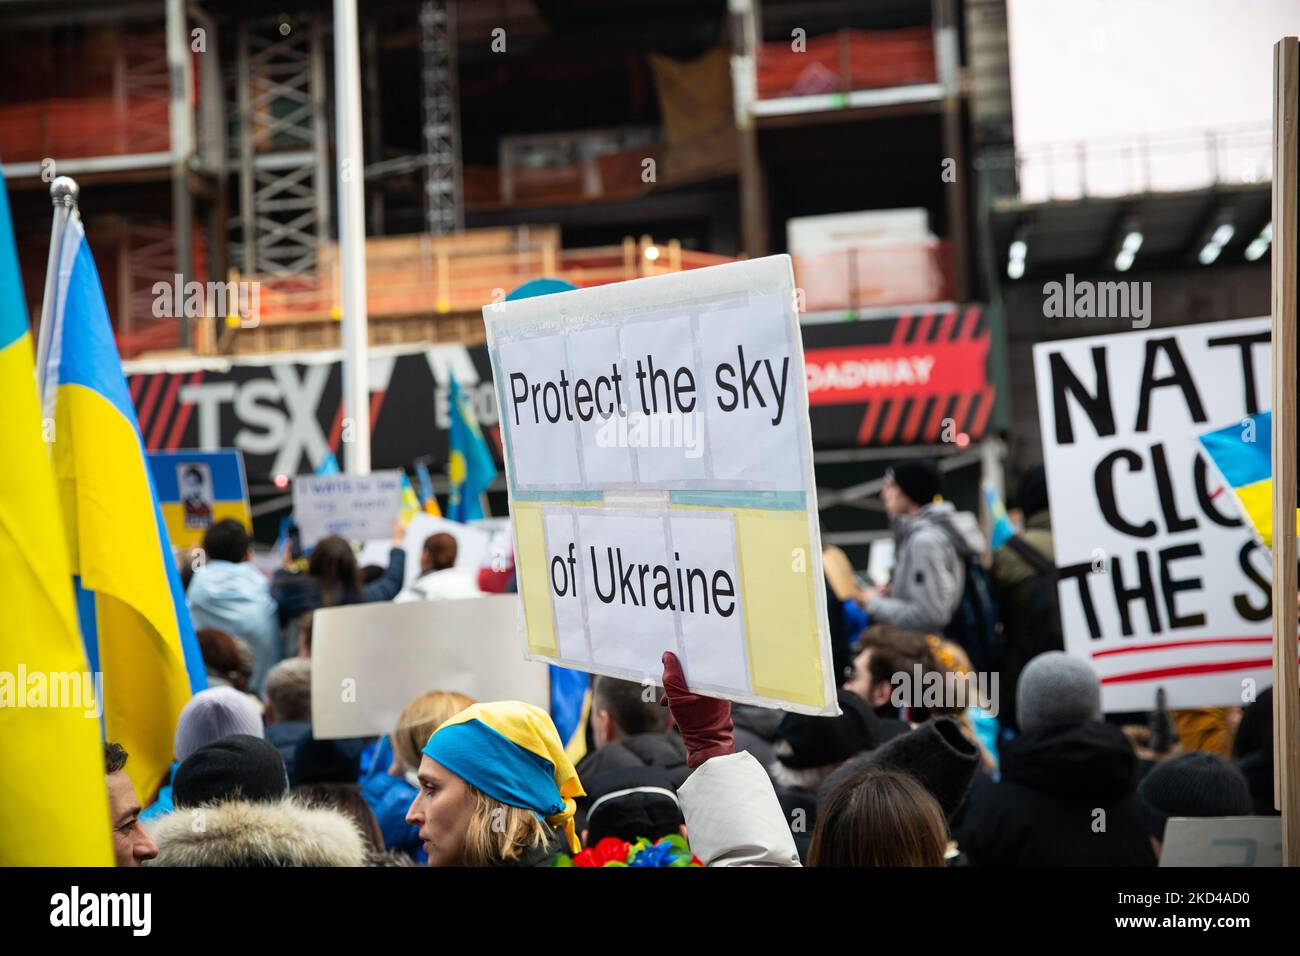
[859, 460, 990, 664]
[991, 465, 1062, 732]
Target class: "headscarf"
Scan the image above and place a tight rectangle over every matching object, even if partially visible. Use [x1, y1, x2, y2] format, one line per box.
[423, 701, 585, 853]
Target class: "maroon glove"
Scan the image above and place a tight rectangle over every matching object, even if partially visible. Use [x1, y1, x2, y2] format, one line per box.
[660, 651, 734, 769]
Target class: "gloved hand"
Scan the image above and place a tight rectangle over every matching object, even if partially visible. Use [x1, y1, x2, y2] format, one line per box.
[660, 651, 734, 769]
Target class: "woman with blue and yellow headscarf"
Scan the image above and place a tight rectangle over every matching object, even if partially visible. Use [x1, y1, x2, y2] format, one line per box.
[405, 700, 584, 866]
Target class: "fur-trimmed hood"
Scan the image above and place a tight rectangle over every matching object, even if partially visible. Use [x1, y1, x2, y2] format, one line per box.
[145, 798, 368, 867]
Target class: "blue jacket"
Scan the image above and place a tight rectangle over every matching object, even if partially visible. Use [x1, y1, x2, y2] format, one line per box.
[140, 762, 179, 822]
[188, 559, 282, 694]
[359, 737, 425, 863]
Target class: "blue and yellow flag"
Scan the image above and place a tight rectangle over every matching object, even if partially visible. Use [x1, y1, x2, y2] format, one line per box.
[982, 481, 1016, 550]
[38, 209, 206, 800]
[447, 374, 497, 522]
[1199, 411, 1300, 548]
[399, 472, 422, 521]
[550, 665, 592, 764]
[0, 172, 114, 864]
[415, 460, 442, 516]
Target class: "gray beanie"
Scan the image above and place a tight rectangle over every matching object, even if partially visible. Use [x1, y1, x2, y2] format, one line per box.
[174, 686, 264, 763]
[1017, 652, 1101, 733]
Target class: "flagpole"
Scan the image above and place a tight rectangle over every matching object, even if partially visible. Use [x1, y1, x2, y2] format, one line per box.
[334, 0, 371, 475]
[35, 176, 78, 409]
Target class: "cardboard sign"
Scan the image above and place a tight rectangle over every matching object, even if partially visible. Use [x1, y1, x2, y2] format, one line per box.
[309, 595, 550, 739]
[485, 256, 837, 715]
[148, 448, 251, 550]
[1033, 318, 1273, 711]
[292, 470, 404, 548]
[1160, 816, 1282, 867]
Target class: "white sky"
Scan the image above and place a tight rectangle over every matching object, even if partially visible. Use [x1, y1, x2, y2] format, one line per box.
[1007, 0, 1300, 199]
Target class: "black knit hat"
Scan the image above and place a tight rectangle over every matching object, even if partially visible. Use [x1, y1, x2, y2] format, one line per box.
[173, 734, 290, 808]
[775, 690, 907, 770]
[1137, 751, 1253, 840]
[817, 717, 980, 820]
[582, 766, 685, 846]
[887, 459, 942, 507]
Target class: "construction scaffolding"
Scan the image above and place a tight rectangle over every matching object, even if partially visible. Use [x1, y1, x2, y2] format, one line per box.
[420, 0, 464, 235]
[232, 17, 332, 278]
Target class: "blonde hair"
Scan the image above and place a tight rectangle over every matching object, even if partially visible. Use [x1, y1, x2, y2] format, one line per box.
[393, 690, 476, 773]
[461, 786, 553, 866]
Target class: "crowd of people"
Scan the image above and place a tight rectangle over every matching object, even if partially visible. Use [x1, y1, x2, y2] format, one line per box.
[101, 460, 1277, 868]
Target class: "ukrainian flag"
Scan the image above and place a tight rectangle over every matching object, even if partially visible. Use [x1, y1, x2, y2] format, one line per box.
[37, 206, 206, 801]
[982, 480, 1016, 550]
[1199, 411, 1300, 547]
[447, 374, 497, 522]
[415, 460, 442, 516]
[0, 171, 113, 864]
[551, 665, 592, 764]
[399, 471, 422, 520]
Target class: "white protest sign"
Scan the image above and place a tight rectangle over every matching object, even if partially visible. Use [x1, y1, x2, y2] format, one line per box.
[485, 256, 837, 715]
[292, 470, 404, 548]
[309, 594, 550, 739]
[1033, 318, 1272, 711]
[1160, 816, 1282, 867]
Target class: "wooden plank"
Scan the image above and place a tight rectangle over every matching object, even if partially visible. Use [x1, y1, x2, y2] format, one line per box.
[1271, 36, 1300, 866]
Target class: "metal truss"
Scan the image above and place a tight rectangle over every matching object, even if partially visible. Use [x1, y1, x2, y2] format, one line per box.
[231, 17, 332, 276]
[420, 0, 464, 234]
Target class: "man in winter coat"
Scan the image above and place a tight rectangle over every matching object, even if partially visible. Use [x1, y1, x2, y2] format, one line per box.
[188, 519, 281, 694]
[576, 676, 690, 789]
[148, 735, 367, 867]
[263, 659, 312, 784]
[861, 460, 984, 633]
[953, 652, 1156, 866]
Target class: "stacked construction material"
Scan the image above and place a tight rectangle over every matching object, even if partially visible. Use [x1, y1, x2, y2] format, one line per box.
[788, 209, 951, 312]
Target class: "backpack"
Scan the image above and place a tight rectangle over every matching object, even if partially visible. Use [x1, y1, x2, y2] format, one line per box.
[1003, 534, 1064, 656]
[931, 520, 1002, 674]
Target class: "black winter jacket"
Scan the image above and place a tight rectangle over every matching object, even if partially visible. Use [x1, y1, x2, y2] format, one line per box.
[952, 721, 1157, 867]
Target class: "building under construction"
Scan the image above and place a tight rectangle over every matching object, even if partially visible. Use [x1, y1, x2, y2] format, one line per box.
[1, 0, 1271, 553]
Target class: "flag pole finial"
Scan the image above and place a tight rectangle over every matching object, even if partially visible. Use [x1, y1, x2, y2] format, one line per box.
[49, 176, 79, 210]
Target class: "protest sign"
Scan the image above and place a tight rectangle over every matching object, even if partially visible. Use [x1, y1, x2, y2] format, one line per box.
[309, 595, 550, 739]
[1159, 816, 1282, 867]
[147, 448, 251, 550]
[292, 470, 403, 548]
[484, 256, 837, 715]
[1033, 318, 1273, 711]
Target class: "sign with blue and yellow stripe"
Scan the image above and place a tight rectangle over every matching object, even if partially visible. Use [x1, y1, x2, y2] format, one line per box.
[148, 448, 251, 550]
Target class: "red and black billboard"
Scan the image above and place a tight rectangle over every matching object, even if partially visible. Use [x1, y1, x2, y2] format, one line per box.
[802, 305, 994, 447]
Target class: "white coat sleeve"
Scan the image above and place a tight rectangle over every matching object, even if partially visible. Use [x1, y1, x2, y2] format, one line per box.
[677, 751, 802, 867]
